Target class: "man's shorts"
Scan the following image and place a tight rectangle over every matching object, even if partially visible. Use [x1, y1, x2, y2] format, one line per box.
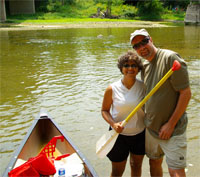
[107, 130, 145, 162]
[145, 128, 187, 169]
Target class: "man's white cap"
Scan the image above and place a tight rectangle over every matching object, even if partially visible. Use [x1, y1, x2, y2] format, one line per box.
[130, 29, 150, 43]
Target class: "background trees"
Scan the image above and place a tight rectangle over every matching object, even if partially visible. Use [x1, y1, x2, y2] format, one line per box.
[26, 0, 192, 20]
[137, 0, 164, 20]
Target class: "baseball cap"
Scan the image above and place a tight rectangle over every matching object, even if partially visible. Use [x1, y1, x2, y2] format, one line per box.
[130, 29, 150, 43]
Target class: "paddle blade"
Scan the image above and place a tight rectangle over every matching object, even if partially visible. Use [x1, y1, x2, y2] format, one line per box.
[96, 130, 119, 158]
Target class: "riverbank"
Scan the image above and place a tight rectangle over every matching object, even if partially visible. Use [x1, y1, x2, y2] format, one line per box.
[0, 20, 179, 31]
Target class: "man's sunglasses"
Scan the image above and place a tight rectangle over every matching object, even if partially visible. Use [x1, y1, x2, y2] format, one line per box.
[123, 64, 138, 68]
[132, 37, 150, 50]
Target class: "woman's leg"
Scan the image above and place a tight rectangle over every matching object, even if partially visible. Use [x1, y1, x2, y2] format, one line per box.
[130, 153, 144, 177]
[111, 160, 127, 177]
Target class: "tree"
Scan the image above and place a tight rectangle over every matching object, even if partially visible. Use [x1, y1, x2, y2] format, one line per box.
[94, 0, 124, 17]
[161, 0, 190, 10]
[137, 0, 164, 20]
[0, 0, 6, 22]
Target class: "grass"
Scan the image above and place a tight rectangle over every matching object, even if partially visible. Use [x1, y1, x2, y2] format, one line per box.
[3, 6, 185, 27]
[7, 15, 138, 23]
[5, 12, 184, 23]
[161, 10, 185, 21]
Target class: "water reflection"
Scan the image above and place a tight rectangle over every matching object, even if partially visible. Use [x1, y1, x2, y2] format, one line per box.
[0, 26, 199, 176]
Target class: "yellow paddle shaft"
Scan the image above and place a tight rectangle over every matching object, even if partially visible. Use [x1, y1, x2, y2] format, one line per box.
[121, 68, 174, 127]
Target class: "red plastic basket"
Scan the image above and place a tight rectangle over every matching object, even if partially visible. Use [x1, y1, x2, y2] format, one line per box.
[40, 135, 70, 160]
[40, 136, 64, 158]
[8, 153, 56, 177]
[8, 136, 70, 177]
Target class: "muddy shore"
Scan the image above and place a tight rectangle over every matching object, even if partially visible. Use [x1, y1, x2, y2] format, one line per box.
[0, 21, 171, 31]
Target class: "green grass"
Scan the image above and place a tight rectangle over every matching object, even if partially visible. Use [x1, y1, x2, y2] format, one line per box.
[161, 10, 185, 21]
[6, 16, 140, 24]
[4, 6, 185, 26]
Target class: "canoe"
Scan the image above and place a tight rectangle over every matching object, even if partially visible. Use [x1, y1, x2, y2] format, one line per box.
[3, 110, 98, 177]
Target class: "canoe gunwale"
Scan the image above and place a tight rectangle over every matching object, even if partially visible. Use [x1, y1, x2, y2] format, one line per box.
[3, 118, 38, 177]
[3, 110, 98, 177]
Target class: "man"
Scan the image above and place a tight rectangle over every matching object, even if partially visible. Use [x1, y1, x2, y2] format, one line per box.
[130, 29, 191, 177]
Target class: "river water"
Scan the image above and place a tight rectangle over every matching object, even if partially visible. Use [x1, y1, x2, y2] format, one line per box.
[0, 26, 199, 176]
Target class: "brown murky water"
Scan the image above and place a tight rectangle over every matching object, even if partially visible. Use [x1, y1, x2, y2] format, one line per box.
[0, 26, 199, 176]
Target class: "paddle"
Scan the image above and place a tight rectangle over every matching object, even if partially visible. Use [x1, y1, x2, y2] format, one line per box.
[96, 60, 181, 158]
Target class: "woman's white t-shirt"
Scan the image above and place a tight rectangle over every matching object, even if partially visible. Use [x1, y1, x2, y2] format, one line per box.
[111, 79, 145, 136]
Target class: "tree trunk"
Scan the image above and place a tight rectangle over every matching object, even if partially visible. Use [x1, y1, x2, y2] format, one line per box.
[106, 0, 112, 17]
[0, 0, 6, 22]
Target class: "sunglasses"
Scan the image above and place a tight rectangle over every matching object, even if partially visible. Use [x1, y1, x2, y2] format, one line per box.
[132, 37, 150, 50]
[123, 64, 138, 68]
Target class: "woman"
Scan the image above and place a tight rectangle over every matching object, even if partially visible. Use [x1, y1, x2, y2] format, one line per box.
[101, 51, 145, 177]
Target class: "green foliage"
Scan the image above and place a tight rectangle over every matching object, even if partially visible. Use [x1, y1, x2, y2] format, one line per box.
[47, 0, 62, 12]
[75, 0, 94, 8]
[163, 0, 190, 10]
[35, 0, 48, 12]
[93, 0, 124, 17]
[66, 0, 76, 5]
[137, 0, 164, 20]
[7, 0, 188, 22]
[122, 5, 137, 18]
[46, 0, 76, 12]
[191, 0, 200, 5]
[74, 0, 98, 17]
[161, 9, 185, 21]
[112, 5, 137, 18]
[93, 0, 124, 5]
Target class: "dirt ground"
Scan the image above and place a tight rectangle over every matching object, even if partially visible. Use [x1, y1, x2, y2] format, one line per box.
[0, 21, 169, 31]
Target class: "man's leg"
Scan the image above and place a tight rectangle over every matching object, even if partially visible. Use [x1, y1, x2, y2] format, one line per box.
[160, 132, 187, 177]
[145, 129, 164, 177]
[168, 168, 186, 177]
[149, 158, 163, 177]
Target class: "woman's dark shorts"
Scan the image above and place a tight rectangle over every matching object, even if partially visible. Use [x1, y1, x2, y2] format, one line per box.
[107, 129, 145, 162]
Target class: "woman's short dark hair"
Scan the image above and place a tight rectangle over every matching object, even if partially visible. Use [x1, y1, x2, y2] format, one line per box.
[117, 51, 143, 73]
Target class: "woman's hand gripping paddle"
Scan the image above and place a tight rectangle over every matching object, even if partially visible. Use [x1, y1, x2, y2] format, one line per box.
[96, 60, 181, 158]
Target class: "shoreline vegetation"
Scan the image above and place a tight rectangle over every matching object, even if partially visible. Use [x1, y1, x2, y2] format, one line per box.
[0, 0, 187, 31]
[1, 0, 188, 31]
